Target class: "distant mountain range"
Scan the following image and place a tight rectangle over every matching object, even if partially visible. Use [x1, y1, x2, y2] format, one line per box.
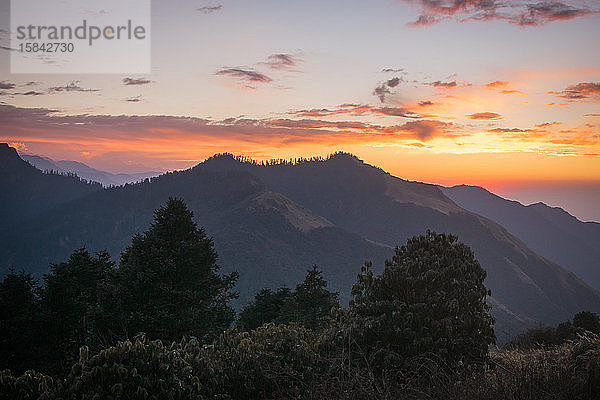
[1, 143, 599, 343]
[442, 185, 600, 291]
[20, 154, 161, 186]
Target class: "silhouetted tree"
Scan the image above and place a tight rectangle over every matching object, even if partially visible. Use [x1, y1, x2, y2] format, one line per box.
[574, 311, 600, 334]
[349, 231, 495, 370]
[238, 287, 292, 331]
[113, 197, 238, 342]
[0, 269, 43, 374]
[238, 266, 339, 331]
[285, 265, 339, 330]
[43, 248, 114, 372]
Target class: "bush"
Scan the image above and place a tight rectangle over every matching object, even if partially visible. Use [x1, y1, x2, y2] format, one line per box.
[507, 311, 600, 350]
[195, 323, 323, 399]
[65, 335, 203, 400]
[0, 369, 59, 400]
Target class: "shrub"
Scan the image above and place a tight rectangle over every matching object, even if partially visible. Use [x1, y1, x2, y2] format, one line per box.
[65, 335, 203, 400]
[195, 323, 323, 399]
[0, 369, 59, 400]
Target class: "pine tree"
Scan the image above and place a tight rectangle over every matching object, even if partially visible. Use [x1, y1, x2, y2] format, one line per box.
[286, 265, 339, 330]
[43, 248, 114, 372]
[0, 269, 43, 374]
[114, 198, 238, 342]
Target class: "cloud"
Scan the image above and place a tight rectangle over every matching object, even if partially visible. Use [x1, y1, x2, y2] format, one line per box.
[126, 95, 143, 103]
[403, 0, 598, 27]
[488, 127, 533, 133]
[382, 68, 405, 73]
[123, 77, 152, 86]
[397, 120, 453, 140]
[0, 104, 458, 166]
[196, 5, 222, 14]
[290, 104, 374, 117]
[262, 54, 301, 70]
[535, 121, 561, 128]
[290, 104, 421, 119]
[49, 81, 100, 93]
[555, 82, 600, 100]
[373, 107, 421, 118]
[485, 80, 509, 88]
[15, 91, 45, 96]
[427, 80, 457, 88]
[0, 81, 15, 90]
[216, 68, 273, 86]
[467, 112, 503, 120]
[419, 100, 434, 106]
[373, 77, 404, 102]
[517, 1, 592, 25]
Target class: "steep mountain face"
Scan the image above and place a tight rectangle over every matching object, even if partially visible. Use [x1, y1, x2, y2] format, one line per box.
[2, 146, 599, 343]
[200, 153, 600, 341]
[21, 154, 161, 187]
[0, 144, 102, 228]
[442, 185, 600, 290]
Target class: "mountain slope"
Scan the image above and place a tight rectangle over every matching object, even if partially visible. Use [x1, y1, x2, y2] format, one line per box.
[0, 144, 102, 228]
[199, 153, 600, 341]
[2, 147, 599, 343]
[21, 154, 161, 186]
[0, 159, 390, 308]
[442, 185, 600, 290]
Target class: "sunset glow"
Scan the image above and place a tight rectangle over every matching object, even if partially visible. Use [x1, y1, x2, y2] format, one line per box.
[1, 0, 599, 219]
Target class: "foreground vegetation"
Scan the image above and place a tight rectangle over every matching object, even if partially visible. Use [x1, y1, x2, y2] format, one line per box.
[1, 331, 599, 399]
[1, 198, 599, 399]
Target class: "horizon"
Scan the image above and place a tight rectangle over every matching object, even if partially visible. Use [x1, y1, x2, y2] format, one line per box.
[1, 0, 599, 221]
[14, 144, 600, 223]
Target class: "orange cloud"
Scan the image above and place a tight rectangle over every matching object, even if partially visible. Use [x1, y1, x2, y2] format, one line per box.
[467, 112, 503, 120]
[485, 80, 509, 88]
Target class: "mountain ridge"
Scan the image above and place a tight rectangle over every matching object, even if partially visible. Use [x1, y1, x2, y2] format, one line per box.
[21, 154, 161, 187]
[442, 184, 600, 290]
[2, 145, 599, 343]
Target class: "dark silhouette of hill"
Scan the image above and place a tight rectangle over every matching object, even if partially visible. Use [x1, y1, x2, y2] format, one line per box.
[442, 185, 600, 290]
[1, 145, 599, 342]
[0, 152, 390, 309]
[199, 152, 600, 341]
[0, 143, 102, 228]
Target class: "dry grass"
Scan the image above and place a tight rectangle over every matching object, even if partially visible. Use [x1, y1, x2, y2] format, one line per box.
[302, 333, 600, 400]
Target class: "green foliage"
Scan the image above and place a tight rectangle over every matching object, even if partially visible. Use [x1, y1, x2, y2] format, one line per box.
[110, 197, 238, 343]
[508, 311, 600, 350]
[238, 265, 339, 331]
[348, 231, 495, 371]
[286, 265, 340, 330]
[0, 270, 44, 375]
[65, 335, 203, 400]
[0, 369, 59, 400]
[195, 323, 322, 399]
[61, 325, 321, 400]
[573, 311, 600, 334]
[237, 287, 291, 331]
[42, 249, 114, 372]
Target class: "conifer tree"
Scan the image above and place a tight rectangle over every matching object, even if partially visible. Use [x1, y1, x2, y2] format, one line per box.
[114, 197, 238, 342]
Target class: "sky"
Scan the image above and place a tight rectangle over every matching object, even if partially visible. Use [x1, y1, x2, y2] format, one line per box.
[0, 0, 599, 221]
